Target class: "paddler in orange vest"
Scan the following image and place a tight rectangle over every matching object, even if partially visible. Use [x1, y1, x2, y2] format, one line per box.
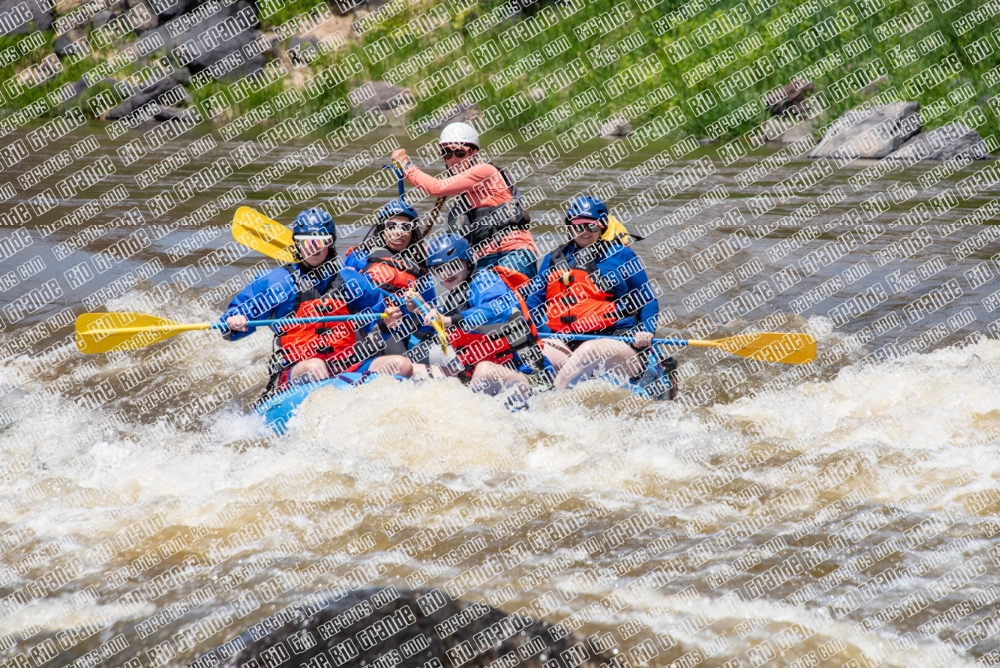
[222, 208, 413, 396]
[525, 196, 662, 391]
[404, 233, 551, 403]
[390, 122, 538, 282]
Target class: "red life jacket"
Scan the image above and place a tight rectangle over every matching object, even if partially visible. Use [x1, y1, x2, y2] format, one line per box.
[362, 248, 422, 293]
[277, 276, 360, 366]
[446, 266, 542, 372]
[544, 242, 618, 333]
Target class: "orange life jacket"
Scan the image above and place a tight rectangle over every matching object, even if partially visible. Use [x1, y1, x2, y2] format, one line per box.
[277, 276, 360, 365]
[543, 242, 618, 333]
[362, 248, 422, 293]
[446, 266, 542, 372]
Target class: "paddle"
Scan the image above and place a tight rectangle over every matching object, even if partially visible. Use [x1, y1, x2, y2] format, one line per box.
[540, 332, 816, 365]
[603, 214, 644, 244]
[76, 311, 386, 354]
[383, 163, 405, 199]
[232, 207, 296, 263]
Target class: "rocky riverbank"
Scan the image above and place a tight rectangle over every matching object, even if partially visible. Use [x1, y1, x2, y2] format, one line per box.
[3, 0, 999, 146]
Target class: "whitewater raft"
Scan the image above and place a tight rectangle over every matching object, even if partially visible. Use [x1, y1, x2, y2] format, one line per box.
[254, 363, 677, 433]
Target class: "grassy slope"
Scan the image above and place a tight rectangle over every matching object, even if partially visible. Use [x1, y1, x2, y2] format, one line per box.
[1, 0, 996, 145]
[353, 0, 999, 142]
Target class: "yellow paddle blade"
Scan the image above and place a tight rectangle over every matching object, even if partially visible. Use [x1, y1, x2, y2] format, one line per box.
[75, 312, 210, 354]
[431, 320, 449, 355]
[693, 332, 817, 365]
[602, 214, 632, 246]
[232, 206, 296, 263]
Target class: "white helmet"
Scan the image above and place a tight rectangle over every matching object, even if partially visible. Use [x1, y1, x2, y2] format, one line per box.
[439, 122, 479, 148]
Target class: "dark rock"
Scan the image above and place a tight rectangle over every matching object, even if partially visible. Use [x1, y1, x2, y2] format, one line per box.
[53, 28, 86, 57]
[199, 588, 612, 668]
[154, 106, 187, 121]
[92, 8, 114, 27]
[766, 79, 815, 117]
[0, 0, 52, 32]
[62, 78, 89, 102]
[808, 102, 921, 160]
[886, 122, 995, 162]
[144, 0, 195, 21]
[125, 0, 158, 29]
[169, 66, 191, 84]
[144, 1, 264, 77]
[105, 78, 183, 119]
[519, 0, 555, 14]
[329, 0, 364, 15]
[349, 81, 413, 114]
[598, 117, 633, 138]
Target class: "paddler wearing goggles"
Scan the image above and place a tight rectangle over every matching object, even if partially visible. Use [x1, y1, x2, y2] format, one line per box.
[527, 196, 667, 391]
[221, 208, 414, 397]
[403, 233, 551, 402]
[344, 199, 436, 356]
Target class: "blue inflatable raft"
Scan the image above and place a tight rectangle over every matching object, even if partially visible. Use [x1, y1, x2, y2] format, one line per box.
[253, 359, 677, 434]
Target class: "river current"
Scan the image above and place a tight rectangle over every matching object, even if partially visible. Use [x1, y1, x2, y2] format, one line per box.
[1, 126, 999, 667]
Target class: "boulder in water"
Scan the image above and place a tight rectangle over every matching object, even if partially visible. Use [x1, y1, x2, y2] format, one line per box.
[808, 102, 921, 160]
[350, 81, 413, 115]
[766, 79, 815, 117]
[885, 122, 995, 162]
[598, 117, 633, 138]
[105, 78, 185, 119]
[197, 588, 613, 668]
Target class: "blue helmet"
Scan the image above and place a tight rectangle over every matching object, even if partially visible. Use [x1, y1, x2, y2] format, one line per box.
[293, 208, 335, 238]
[425, 233, 473, 267]
[565, 196, 609, 225]
[377, 199, 419, 224]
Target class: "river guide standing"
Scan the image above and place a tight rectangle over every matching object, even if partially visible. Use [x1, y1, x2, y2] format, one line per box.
[222, 208, 413, 396]
[391, 122, 538, 282]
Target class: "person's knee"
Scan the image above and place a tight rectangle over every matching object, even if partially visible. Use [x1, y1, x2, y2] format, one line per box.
[377, 355, 413, 377]
[472, 361, 499, 382]
[293, 358, 329, 382]
[395, 356, 414, 377]
[574, 341, 607, 366]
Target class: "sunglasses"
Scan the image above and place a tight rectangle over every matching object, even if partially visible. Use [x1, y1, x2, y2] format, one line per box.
[384, 220, 416, 232]
[440, 145, 473, 159]
[567, 220, 605, 233]
[294, 235, 333, 254]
